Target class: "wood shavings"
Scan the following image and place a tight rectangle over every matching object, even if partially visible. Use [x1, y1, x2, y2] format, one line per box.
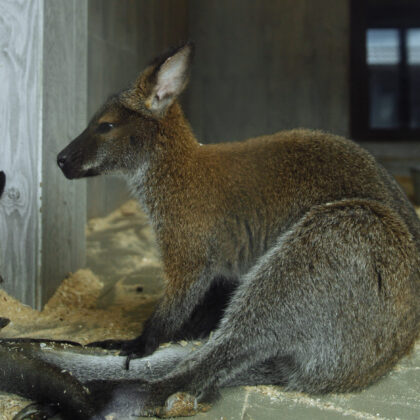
[44, 269, 103, 312]
[0, 200, 162, 419]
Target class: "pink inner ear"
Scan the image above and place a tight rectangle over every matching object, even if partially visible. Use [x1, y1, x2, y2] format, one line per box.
[155, 82, 173, 101]
[155, 53, 189, 100]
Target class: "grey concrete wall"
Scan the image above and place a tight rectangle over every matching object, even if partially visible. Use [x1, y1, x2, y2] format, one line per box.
[0, 0, 87, 308]
[186, 0, 351, 143]
[87, 0, 188, 219]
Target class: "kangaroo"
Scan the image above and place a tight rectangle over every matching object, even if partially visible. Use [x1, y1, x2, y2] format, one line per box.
[0, 42, 419, 419]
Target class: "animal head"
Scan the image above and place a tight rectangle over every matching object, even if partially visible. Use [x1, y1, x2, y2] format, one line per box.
[57, 42, 194, 179]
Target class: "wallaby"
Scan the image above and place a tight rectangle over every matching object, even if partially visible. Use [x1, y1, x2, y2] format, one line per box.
[0, 42, 419, 419]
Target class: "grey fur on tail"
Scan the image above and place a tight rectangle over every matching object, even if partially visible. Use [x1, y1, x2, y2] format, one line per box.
[1, 340, 202, 419]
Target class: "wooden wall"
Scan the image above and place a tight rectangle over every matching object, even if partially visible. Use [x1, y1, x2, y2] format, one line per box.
[0, 0, 87, 308]
[41, 0, 88, 305]
[186, 0, 350, 143]
[0, 0, 44, 306]
[87, 0, 188, 219]
[186, 0, 419, 175]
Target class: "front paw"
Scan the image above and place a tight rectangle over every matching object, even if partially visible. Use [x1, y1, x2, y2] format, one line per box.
[13, 402, 60, 420]
[142, 392, 211, 418]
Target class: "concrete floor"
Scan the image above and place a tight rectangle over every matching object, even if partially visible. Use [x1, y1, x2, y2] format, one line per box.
[85, 200, 420, 420]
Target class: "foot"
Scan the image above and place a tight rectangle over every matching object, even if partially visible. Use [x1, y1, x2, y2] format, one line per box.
[13, 402, 60, 420]
[140, 391, 211, 418]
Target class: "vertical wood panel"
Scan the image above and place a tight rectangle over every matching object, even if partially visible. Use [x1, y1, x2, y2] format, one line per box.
[41, 0, 87, 306]
[87, 0, 189, 219]
[0, 0, 87, 308]
[0, 0, 43, 305]
[187, 0, 350, 143]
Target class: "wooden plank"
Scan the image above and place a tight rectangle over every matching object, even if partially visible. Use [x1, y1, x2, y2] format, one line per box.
[41, 0, 87, 306]
[0, 0, 43, 306]
[0, 0, 88, 308]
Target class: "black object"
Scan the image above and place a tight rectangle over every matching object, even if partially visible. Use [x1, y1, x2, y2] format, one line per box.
[0, 171, 5, 198]
[411, 166, 420, 205]
[0, 318, 10, 329]
[0, 173, 7, 296]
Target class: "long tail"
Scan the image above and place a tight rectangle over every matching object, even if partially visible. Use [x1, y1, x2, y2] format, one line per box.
[0, 340, 98, 420]
[0, 338, 197, 419]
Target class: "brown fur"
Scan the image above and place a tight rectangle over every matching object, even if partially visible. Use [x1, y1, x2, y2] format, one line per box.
[55, 43, 420, 416]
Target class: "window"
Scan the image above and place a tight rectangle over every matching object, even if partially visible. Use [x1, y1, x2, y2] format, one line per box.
[351, 1, 420, 140]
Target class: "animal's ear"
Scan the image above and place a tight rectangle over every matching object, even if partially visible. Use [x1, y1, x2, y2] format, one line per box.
[142, 42, 194, 115]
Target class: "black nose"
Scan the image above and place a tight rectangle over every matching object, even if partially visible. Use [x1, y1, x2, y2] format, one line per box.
[57, 154, 67, 169]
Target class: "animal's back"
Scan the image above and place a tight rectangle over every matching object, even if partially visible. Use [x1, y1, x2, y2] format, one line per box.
[199, 129, 393, 211]
[195, 129, 420, 257]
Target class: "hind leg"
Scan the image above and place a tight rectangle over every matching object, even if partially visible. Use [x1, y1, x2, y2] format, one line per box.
[138, 265, 299, 415]
[88, 278, 237, 351]
[172, 277, 238, 341]
[137, 200, 417, 416]
[222, 355, 295, 387]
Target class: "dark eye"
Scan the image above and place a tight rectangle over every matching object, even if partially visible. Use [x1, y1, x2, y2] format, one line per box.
[97, 122, 115, 133]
